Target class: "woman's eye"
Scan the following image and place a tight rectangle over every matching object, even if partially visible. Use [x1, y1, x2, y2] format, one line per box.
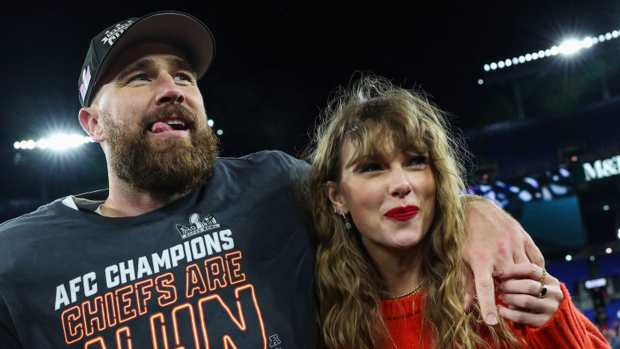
[407, 155, 429, 167]
[358, 163, 383, 173]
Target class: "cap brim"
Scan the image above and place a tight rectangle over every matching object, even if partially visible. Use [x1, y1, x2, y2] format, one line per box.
[99, 11, 215, 84]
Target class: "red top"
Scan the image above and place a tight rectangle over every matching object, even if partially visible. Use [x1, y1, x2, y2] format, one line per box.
[380, 283, 610, 348]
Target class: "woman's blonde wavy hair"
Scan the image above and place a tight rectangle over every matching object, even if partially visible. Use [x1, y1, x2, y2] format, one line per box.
[306, 76, 522, 349]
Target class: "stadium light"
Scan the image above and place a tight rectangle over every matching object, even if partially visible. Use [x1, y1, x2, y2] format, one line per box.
[13, 133, 94, 152]
[585, 278, 607, 289]
[565, 254, 572, 262]
[523, 177, 539, 188]
[518, 190, 532, 202]
[558, 38, 586, 56]
[549, 184, 567, 195]
[605, 247, 613, 254]
[481, 27, 620, 72]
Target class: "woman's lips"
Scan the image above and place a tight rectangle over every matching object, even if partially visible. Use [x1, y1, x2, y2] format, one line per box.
[384, 205, 420, 221]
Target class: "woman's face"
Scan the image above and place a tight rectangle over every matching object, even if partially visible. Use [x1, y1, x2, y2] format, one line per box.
[329, 139, 437, 254]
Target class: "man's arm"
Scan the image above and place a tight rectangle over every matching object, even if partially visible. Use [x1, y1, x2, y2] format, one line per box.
[462, 195, 545, 325]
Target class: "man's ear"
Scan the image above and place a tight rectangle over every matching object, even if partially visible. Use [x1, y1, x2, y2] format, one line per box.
[327, 181, 348, 215]
[78, 107, 105, 143]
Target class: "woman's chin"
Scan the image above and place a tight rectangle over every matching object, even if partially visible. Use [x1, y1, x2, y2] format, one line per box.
[388, 234, 424, 250]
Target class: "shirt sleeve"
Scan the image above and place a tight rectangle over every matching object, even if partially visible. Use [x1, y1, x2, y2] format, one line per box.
[274, 151, 310, 189]
[266, 150, 311, 208]
[0, 293, 22, 349]
[522, 283, 610, 349]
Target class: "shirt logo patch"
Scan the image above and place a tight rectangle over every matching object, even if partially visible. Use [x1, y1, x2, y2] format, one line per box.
[176, 213, 221, 239]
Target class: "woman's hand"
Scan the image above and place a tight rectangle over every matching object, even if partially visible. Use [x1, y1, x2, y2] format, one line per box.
[496, 263, 564, 327]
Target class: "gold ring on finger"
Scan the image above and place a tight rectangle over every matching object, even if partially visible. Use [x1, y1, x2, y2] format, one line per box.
[538, 268, 547, 285]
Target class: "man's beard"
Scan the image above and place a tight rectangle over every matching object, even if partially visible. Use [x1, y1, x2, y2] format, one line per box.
[103, 105, 219, 199]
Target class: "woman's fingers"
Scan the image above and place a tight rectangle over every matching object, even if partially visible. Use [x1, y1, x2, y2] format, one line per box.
[498, 305, 550, 327]
[497, 263, 559, 286]
[495, 263, 566, 327]
[499, 279, 563, 300]
[499, 292, 560, 314]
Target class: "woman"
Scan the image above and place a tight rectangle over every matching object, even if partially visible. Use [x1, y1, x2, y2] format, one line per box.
[307, 76, 608, 348]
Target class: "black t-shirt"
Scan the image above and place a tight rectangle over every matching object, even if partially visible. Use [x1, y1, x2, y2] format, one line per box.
[0, 151, 316, 349]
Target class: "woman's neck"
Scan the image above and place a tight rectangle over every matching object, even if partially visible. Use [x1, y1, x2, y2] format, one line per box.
[363, 239, 425, 298]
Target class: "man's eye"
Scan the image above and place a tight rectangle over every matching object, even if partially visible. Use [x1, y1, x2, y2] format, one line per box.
[127, 73, 149, 82]
[174, 72, 193, 82]
[358, 163, 383, 173]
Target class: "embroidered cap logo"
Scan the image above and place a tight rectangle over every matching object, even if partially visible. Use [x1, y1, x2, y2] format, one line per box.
[79, 66, 91, 101]
[100, 20, 134, 46]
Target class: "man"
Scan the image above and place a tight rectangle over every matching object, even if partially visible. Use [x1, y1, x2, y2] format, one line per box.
[0, 11, 543, 348]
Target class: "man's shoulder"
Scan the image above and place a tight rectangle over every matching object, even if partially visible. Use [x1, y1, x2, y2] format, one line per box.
[211, 150, 310, 195]
[218, 150, 302, 165]
[0, 197, 69, 239]
[217, 150, 309, 173]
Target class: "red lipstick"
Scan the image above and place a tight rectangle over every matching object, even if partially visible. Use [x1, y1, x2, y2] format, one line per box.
[384, 205, 420, 221]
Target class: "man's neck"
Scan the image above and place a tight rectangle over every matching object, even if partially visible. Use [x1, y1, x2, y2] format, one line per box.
[101, 173, 187, 217]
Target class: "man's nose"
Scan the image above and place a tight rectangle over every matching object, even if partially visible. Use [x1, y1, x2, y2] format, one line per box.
[155, 74, 185, 105]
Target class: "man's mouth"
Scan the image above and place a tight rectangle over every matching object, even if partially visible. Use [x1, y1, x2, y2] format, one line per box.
[146, 114, 194, 135]
[149, 119, 189, 133]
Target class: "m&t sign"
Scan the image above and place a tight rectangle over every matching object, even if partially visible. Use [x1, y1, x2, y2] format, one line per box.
[582, 155, 620, 182]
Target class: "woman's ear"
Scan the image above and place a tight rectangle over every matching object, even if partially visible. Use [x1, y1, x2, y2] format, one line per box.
[327, 181, 348, 215]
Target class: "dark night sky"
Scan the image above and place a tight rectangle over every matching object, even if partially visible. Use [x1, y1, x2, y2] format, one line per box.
[2, 0, 620, 203]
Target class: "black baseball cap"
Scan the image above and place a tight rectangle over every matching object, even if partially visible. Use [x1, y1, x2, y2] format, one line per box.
[78, 11, 215, 107]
